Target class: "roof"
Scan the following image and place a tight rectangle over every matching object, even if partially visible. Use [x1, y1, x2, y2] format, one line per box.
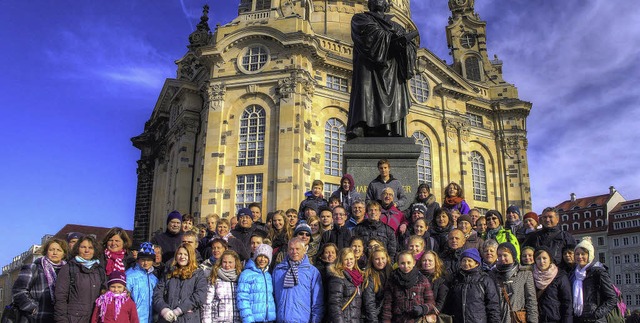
[555, 194, 610, 212]
[609, 198, 640, 213]
[52, 224, 133, 243]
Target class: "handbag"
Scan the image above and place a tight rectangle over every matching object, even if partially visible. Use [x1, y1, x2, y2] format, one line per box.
[501, 286, 527, 323]
[419, 313, 453, 323]
[1, 303, 22, 323]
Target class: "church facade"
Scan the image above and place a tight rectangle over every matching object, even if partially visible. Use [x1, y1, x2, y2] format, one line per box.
[132, 0, 532, 242]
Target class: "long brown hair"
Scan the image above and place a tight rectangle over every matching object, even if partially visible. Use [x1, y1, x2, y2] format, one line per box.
[268, 210, 293, 241]
[420, 250, 446, 281]
[209, 250, 243, 284]
[168, 244, 199, 280]
[364, 246, 391, 293]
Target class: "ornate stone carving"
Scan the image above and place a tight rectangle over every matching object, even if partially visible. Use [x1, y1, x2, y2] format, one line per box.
[188, 5, 213, 50]
[204, 82, 225, 110]
[136, 159, 154, 181]
[444, 117, 470, 141]
[178, 55, 204, 81]
[276, 70, 315, 99]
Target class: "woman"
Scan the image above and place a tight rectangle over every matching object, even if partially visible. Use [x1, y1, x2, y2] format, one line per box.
[558, 247, 575, 274]
[407, 235, 425, 263]
[237, 244, 276, 323]
[429, 208, 454, 253]
[570, 237, 617, 323]
[475, 216, 488, 240]
[350, 237, 367, 270]
[521, 246, 535, 266]
[418, 251, 449, 316]
[330, 174, 362, 217]
[152, 243, 207, 323]
[327, 248, 376, 323]
[202, 250, 242, 323]
[12, 238, 68, 323]
[364, 246, 392, 322]
[441, 182, 470, 215]
[458, 215, 484, 253]
[382, 251, 435, 323]
[102, 227, 133, 275]
[308, 214, 322, 242]
[532, 248, 572, 323]
[481, 239, 499, 272]
[491, 242, 538, 323]
[55, 235, 107, 323]
[408, 183, 440, 224]
[269, 210, 292, 266]
[315, 243, 338, 289]
[200, 238, 228, 276]
[400, 218, 438, 252]
[443, 248, 500, 323]
[485, 210, 521, 261]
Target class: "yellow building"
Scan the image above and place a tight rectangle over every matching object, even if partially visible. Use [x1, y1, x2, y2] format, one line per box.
[132, 0, 532, 242]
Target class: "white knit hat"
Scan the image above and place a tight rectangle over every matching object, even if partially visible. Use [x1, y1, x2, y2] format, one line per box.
[575, 236, 595, 264]
[253, 244, 273, 266]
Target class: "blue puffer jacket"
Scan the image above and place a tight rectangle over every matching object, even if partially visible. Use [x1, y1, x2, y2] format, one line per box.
[273, 255, 324, 323]
[126, 263, 158, 323]
[237, 259, 276, 323]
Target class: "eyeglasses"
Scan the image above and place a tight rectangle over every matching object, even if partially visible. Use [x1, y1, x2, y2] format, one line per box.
[486, 217, 500, 221]
[297, 232, 311, 237]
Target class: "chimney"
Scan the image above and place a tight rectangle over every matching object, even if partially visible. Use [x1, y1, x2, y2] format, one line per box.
[609, 186, 616, 195]
[570, 193, 576, 202]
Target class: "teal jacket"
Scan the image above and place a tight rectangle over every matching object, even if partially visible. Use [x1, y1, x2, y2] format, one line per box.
[126, 264, 158, 323]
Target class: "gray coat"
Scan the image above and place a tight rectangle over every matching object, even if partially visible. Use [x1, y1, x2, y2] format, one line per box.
[492, 265, 539, 323]
[366, 175, 408, 210]
[54, 259, 106, 323]
[152, 269, 208, 323]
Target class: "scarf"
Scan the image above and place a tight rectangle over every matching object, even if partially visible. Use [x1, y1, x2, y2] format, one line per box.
[105, 249, 126, 275]
[217, 268, 238, 282]
[95, 291, 129, 320]
[533, 263, 558, 291]
[75, 256, 99, 269]
[572, 263, 592, 316]
[495, 262, 519, 281]
[392, 266, 421, 289]
[345, 268, 363, 287]
[443, 196, 463, 208]
[284, 259, 302, 288]
[42, 257, 65, 302]
[487, 226, 502, 240]
[482, 261, 496, 272]
[506, 219, 522, 230]
[413, 251, 424, 263]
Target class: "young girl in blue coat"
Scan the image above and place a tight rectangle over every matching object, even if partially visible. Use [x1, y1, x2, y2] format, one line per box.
[237, 244, 277, 323]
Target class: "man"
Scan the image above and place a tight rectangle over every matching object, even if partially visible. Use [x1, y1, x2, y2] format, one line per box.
[329, 174, 362, 217]
[230, 207, 265, 260]
[346, 200, 367, 230]
[248, 202, 266, 227]
[164, 231, 203, 267]
[440, 229, 468, 273]
[273, 237, 324, 323]
[523, 207, 576, 264]
[125, 242, 158, 323]
[298, 180, 329, 220]
[378, 187, 407, 234]
[468, 208, 482, 227]
[366, 159, 408, 209]
[320, 206, 353, 250]
[504, 205, 523, 234]
[353, 201, 397, 260]
[318, 206, 334, 232]
[346, 0, 418, 138]
[285, 208, 298, 228]
[151, 210, 183, 262]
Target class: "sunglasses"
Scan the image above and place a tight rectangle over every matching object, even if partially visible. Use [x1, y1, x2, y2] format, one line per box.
[297, 232, 311, 237]
[486, 217, 500, 221]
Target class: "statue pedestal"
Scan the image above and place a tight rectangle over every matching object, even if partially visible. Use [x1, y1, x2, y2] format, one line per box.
[343, 137, 421, 210]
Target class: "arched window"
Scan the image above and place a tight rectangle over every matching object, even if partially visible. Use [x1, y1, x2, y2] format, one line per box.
[596, 219, 604, 227]
[324, 118, 345, 176]
[562, 224, 569, 231]
[412, 131, 432, 186]
[465, 56, 481, 81]
[562, 214, 569, 222]
[573, 213, 580, 220]
[238, 105, 266, 166]
[584, 221, 592, 229]
[573, 223, 580, 230]
[470, 151, 487, 202]
[255, 0, 271, 10]
[409, 74, 429, 103]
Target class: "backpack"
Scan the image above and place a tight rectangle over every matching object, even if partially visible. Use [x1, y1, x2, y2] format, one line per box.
[605, 283, 626, 323]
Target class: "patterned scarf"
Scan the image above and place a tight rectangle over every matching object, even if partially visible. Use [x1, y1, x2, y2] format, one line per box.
[345, 268, 363, 287]
[284, 259, 302, 288]
[42, 257, 65, 302]
[105, 249, 126, 275]
[75, 256, 100, 269]
[217, 268, 238, 282]
[95, 291, 129, 320]
[533, 263, 558, 291]
[572, 263, 592, 316]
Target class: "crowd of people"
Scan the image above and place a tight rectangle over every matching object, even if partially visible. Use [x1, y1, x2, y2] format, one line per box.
[8, 159, 636, 322]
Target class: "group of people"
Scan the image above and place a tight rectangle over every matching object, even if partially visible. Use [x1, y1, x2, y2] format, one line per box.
[9, 159, 628, 322]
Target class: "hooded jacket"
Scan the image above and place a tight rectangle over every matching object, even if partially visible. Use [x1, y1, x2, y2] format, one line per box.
[272, 255, 324, 323]
[202, 270, 240, 323]
[366, 174, 408, 210]
[330, 174, 362, 216]
[298, 191, 329, 220]
[126, 263, 159, 323]
[237, 259, 277, 323]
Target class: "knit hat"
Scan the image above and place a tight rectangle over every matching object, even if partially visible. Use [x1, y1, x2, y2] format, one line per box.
[253, 244, 273, 266]
[411, 203, 428, 216]
[498, 242, 519, 264]
[166, 210, 182, 224]
[575, 236, 595, 264]
[485, 210, 504, 225]
[523, 212, 538, 223]
[237, 207, 252, 219]
[457, 214, 473, 226]
[66, 232, 84, 242]
[294, 221, 313, 242]
[107, 271, 127, 287]
[460, 248, 482, 264]
[534, 246, 556, 264]
[137, 242, 155, 260]
[506, 205, 521, 217]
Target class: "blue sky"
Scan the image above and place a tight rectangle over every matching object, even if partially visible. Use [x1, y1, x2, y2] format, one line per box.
[1, 0, 638, 268]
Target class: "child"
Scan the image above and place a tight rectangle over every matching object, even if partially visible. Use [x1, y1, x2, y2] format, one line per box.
[350, 237, 367, 270]
[202, 250, 243, 323]
[407, 235, 426, 263]
[237, 244, 277, 323]
[441, 182, 470, 215]
[92, 271, 139, 323]
[125, 242, 158, 323]
[326, 248, 376, 322]
[298, 179, 329, 220]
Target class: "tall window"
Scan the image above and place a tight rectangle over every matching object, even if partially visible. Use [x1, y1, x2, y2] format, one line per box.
[239, 0, 251, 12]
[467, 113, 483, 127]
[470, 151, 488, 201]
[238, 105, 266, 166]
[236, 174, 263, 209]
[241, 46, 268, 72]
[326, 75, 348, 92]
[324, 183, 339, 200]
[412, 132, 432, 186]
[324, 118, 345, 176]
[465, 56, 481, 81]
[255, 0, 271, 10]
[410, 73, 429, 103]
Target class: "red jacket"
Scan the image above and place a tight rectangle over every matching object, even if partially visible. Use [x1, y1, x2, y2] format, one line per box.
[91, 297, 139, 323]
[380, 203, 407, 234]
[382, 270, 435, 323]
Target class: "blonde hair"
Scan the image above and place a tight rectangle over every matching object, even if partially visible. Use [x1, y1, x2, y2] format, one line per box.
[420, 250, 446, 281]
[364, 246, 391, 293]
[209, 250, 243, 284]
[168, 244, 199, 280]
[329, 247, 362, 278]
[268, 210, 293, 241]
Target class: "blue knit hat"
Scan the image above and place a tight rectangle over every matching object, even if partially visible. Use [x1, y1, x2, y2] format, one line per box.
[506, 205, 521, 217]
[237, 207, 252, 219]
[460, 248, 482, 264]
[166, 210, 182, 224]
[137, 242, 155, 260]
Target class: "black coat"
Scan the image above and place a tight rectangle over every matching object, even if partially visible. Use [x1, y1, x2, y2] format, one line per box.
[321, 225, 353, 250]
[326, 270, 377, 323]
[54, 259, 106, 323]
[523, 227, 576, 264]
[569, 262, 617, 323]
[353, 220, 397, 260]
[443, 266, 501, 323]
[423, 272, 448, 312]
[536, 269, 573, 323]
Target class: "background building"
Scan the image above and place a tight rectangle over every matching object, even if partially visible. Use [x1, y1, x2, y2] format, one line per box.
[132, 0, 533, 243]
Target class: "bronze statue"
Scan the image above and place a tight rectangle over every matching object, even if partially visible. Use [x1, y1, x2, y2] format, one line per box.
[347, 0, 418, 139]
